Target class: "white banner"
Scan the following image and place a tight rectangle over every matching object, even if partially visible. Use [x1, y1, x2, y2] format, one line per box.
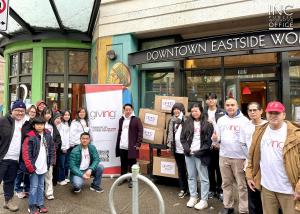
[85, 84, 123, 175]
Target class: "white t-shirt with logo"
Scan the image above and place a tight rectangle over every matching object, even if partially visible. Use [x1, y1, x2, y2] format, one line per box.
[174, 124, 184, 154]
[4, 120, 24, 161]
[260, 122, 293, 194]
[191, 121, 201, 152]
[35, 134, 48, 175]
[80, 148, 90, 171]
[120, 117, 130, 150]
[208, 109, 217, 130]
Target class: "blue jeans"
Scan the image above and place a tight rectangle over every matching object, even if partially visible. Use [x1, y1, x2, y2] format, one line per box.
[58, 151, 70, 182]
[15, 170, 30, 193]
[72, 165, 104, 189]
[29, 173, 45, 207]
[185, 155, 209, 200]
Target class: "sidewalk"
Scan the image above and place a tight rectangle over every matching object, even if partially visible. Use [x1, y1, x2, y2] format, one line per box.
[0, 177, 231, 214]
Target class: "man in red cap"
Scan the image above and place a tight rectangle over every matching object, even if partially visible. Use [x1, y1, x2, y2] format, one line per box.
[246, 101, 300, 214]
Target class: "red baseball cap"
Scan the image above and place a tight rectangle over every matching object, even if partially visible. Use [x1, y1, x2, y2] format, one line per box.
[265, 101, 285, 113]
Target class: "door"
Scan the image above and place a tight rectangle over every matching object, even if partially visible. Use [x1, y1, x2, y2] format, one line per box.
[225, 79, 240, 101]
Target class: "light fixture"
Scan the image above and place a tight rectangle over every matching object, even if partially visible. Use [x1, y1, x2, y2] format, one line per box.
[242, 87, 251, 95]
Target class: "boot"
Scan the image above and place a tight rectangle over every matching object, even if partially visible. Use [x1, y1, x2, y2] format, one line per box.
[3, 198, 19, 212]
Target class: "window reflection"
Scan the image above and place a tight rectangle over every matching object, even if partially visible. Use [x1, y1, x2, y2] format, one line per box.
[10, 54, 18, 76]
[69, 51, 88, 74]
[46, 50, 65, 74]
[21, 52, 32, 74]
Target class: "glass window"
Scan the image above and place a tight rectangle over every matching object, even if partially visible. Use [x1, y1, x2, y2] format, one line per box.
[142, 72, 175, 108]
[21, 52, 33, 74]
[185, 57, 221, 69]
[69, 51, 88, 74]
[224, 53, 277, 67]
[289, 61, 300, 122]
[224, 66, 278, 80]
[10, 54, 18, 76]
[45, 83, 65, 110]
[46, 50, 65, 74]
[186, 70, 222, 109]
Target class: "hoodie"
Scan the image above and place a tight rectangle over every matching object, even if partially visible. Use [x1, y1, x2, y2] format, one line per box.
[215, 110, 249, 159]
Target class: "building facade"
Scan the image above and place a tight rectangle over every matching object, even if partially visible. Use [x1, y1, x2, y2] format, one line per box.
[93, 0, 300, 121]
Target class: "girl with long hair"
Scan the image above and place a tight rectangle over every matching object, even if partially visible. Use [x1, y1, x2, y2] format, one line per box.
[70, 107, 90, 148]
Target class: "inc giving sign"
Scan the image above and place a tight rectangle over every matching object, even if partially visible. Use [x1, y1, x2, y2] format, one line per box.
[128, 29, 300, 65]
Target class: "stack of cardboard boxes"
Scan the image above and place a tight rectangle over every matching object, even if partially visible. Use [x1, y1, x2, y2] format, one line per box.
[138, 95, 188, 178]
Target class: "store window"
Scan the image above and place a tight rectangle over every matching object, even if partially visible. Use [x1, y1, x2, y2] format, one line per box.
[141, 71, 175, 108]
[288, 51, 300, 122]
[45, 49, 89, 116]
[9, 51, 32, 106]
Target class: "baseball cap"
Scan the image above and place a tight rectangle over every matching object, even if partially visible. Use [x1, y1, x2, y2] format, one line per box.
[11, 100, 26, 111]
[265, 101, 285, 113]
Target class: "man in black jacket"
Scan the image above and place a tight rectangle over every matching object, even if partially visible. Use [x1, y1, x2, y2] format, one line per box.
[203, 93, 225, 201]
[0, 100, 26, 212]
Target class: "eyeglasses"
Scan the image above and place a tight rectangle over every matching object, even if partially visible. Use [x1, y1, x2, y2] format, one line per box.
[248, 109, 258, 112]
[13, 109, 25, 113]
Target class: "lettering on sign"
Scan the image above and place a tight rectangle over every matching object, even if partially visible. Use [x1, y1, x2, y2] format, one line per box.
[160, 161, 175, 175]
[143, 128, 155, 141]
[89, 110, 116, 120]
[144, 113, 158, 126]
[161, 99, 176, 111]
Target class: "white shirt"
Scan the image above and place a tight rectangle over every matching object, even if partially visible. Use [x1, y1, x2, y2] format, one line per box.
[260, 123, 293, 194]
[208, 109, 217, 131]
[120, 116, 131, 150]
[191, 121, 201, 152]
[216, 113, 249, 159]
[35, 134, 48, 175]
[4, 120, 24, 161]
[80, 148, 90, 170]
[174, 124, 184, 154]
[58, 122, 70, 150]
[70, 120, 90, 146]
[45, 122, 53, 136]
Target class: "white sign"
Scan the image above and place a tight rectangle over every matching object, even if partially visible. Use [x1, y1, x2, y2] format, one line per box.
[295, 106, 300, 122]
[0, 0, 8, 31]
[143, 128, 155, 141]
[85, 84, 123, 175]
[161, 99, 176, 111]
[144, 113, 158, 126]
[160, 161, 176, 175]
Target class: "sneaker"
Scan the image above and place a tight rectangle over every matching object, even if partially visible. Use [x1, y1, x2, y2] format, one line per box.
[46, 195, 54, 200]
[186, 197, 198, 208]
[90, 185, 104, 193]
[208, 191, 215, 199]
[16, 191, 27, 199]
[3, 198, 19, 212]
[178, 190, 188, 198]
[65, 179, 70, 183]
[57, 180, 68, 186]
[219, 207, 234, 214]
[28, 206, 39, 214]
[218, 193, 224, 202]
[194, 200, 208, 210]
[73, 187, 81, 193]
[38, 205, 48, 213]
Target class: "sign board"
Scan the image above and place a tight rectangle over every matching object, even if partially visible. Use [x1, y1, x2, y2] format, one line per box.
[0, 0, 8, 31]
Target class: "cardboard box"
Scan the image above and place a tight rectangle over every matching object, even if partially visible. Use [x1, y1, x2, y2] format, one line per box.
[139, 108, 166, 129]
[143, 125, 164, 145]
[154, 95, 189, 113]
[153, 156, 178, 178]
[137, 160, 150, 175]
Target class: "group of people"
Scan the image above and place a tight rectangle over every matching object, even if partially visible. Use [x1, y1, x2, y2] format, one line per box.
[0, 100, 104, 214]
[165, 93, 300, 214]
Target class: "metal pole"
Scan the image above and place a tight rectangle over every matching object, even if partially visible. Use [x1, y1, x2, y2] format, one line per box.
[131, 164, 140, 214]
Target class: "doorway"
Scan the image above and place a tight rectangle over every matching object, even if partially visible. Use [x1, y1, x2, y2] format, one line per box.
[240, 81, 267, 117]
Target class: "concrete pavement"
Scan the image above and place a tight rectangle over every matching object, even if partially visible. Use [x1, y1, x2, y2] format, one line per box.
[0, 177, 236, 214]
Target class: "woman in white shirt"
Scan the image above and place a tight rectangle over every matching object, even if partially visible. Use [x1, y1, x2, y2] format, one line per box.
[166, 103, 188, 199]
[70, 108, 90, 148]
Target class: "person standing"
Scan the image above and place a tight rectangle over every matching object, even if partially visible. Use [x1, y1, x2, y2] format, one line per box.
[203, 93, 225, 200]
[181, 103, 214, 210]
[115, 104, 143, 188]
[166, 103, 188, 198]
[212, 98, 249, 214]
[246, 101, 300, 214]
[0, 100, 26, 212]
[69, 132, 104, 193]
[70, 108, 90, 148]
[22, 117, 56, 214]
[241, 102, 267, 214]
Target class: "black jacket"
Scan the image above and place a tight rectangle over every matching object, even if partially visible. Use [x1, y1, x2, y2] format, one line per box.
[180, 117, 214, 166]
[115, 116, 143, 159]
[0, 114, 15, 161]
[22, 130, 56, 174]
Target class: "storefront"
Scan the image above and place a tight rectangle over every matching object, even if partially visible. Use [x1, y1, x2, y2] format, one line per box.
[1, 0, 100, 115]
[129, 30, 300, 122]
